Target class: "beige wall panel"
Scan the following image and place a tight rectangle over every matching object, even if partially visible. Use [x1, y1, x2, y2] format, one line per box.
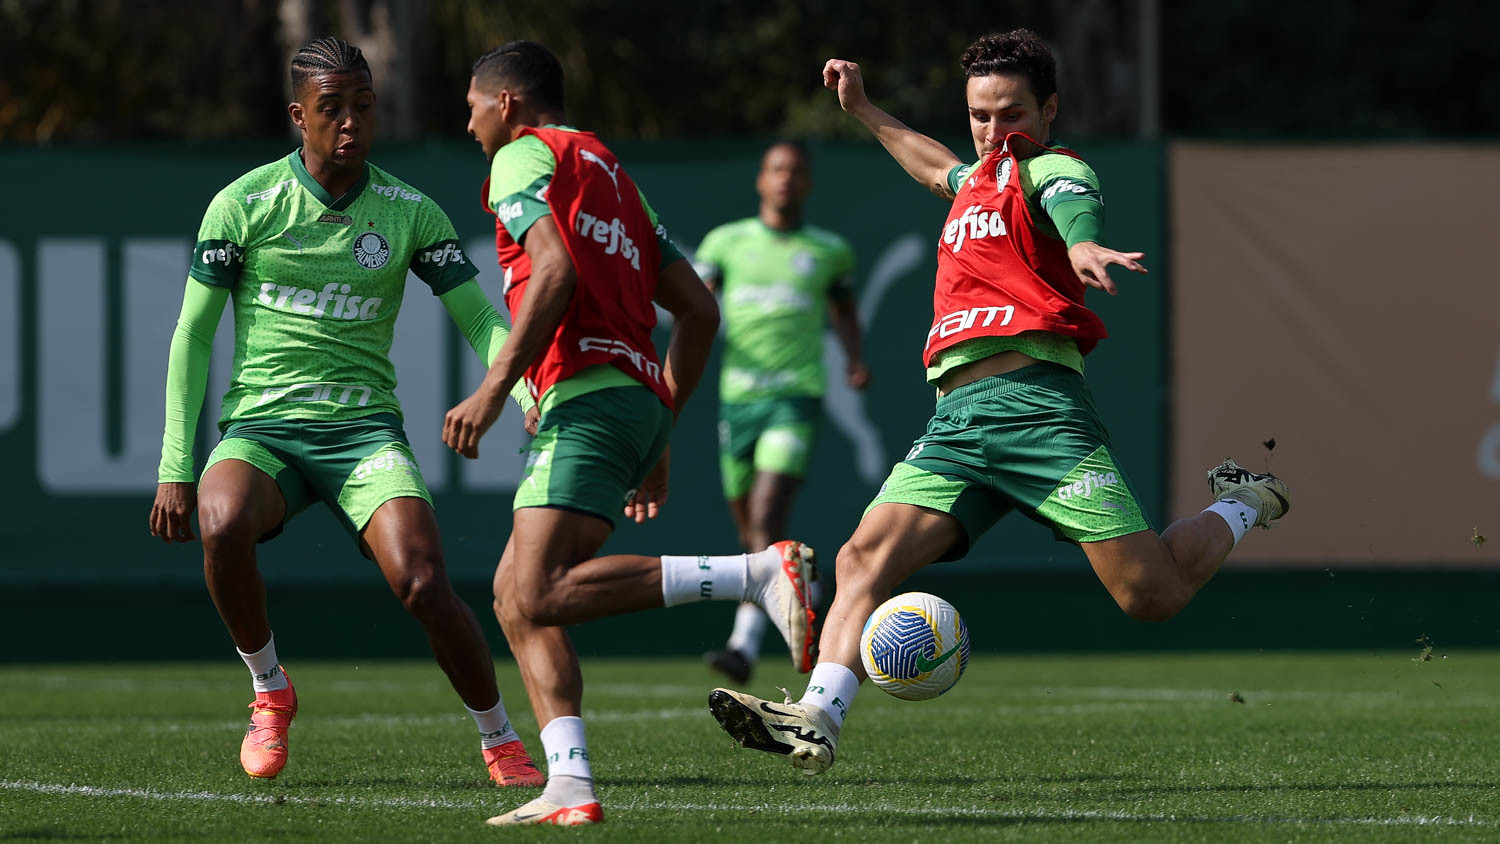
[1171, 144, 1500, 565]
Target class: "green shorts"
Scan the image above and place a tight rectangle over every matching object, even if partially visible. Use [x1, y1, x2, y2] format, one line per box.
[514, 385, 674, 525]
[203, 413, 431, 547]
[865, 363, 1151, 561]
[717, 396, 821, 499]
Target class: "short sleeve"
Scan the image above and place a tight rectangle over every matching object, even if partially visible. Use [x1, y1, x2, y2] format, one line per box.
[946, 162, 977, 197]
[828, 237, 856, 298]
[635, 187, 685, 270]
[693, 224, 728, 281]
[488, 136, 557, 243]
[187, 190, 249, 288]
[1025, 154, 1103, 216]
[409, 200, 479, 295]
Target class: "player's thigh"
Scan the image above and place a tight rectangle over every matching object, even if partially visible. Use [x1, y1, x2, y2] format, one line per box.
[748, 470, 802, 526]
[840, 502, 967, 589]
[288, 414, 434, 554]
[515, 385, 671, 526]
[1081, 530, 1182, 619]
[361, 496, 449, 597]
[507, 506, 614, 605]
[198, 438, 299, 543]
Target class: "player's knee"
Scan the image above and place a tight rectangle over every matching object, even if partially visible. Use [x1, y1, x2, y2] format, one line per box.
[835, 539, 882, 590]
[506, 580, 563, 626]
[1114, 585, 1189, 623]
[393, 569, 451, 620]
[198, 500, 257, 553]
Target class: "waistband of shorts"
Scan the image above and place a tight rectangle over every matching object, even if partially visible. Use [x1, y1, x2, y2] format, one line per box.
[935, 362, 1079, 412]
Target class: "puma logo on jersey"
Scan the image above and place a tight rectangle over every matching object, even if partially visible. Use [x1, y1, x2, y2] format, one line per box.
[257, 282, 384, 321]
[925, 304, 1015, 350]
[579, 336, 661, 382]
[579, 149, 622, 200]
[942, 204, 1007, 253]
[573, 210, 642, 270]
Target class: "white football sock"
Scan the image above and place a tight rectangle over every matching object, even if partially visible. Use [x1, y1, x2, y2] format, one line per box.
[466, 698, 520, 750]
[725, 602, 768, 660]
[539, 716, 596, 805]
[1206, 498, 1258, 546]
[237, 635, 288, 693]
[660, 552, 751, 607]
[799, 662, 860, 729]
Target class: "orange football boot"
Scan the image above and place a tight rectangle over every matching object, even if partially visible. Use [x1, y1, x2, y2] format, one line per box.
[483, 740, 545, 787]
[240, 670, 297, 779]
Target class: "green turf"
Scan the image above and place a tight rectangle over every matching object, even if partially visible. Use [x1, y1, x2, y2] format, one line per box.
[2, 652, 1498, 841]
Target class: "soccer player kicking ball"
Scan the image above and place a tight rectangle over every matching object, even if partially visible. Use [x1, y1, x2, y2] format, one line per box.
[148, 38, 545, 788]
[707, 29, 1291, 775]
[450, 41, 817, 827]
[697, 141, 868, 685]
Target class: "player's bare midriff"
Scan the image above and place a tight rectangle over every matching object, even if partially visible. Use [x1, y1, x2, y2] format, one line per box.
[936, 349, 1039, 396]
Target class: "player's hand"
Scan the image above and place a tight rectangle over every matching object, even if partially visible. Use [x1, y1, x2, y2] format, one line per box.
[523, 405, 540, 436]
[1067, 241, 1146, 296]
[623, 446, 670, 524]
[149, 482, 198, 543]
[847, 360, 871, 390]
[822, 59, 871, 114]
[443, 388, 505, 459]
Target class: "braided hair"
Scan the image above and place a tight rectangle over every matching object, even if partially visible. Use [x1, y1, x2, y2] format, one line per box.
[291, 37, 370, 94]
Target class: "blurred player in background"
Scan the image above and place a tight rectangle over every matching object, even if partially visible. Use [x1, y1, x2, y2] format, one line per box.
[451, 40, 817, 827]
[696, 141, 867, 684]
[147, 37, 544, 788]
[707, 28, 1292, 774]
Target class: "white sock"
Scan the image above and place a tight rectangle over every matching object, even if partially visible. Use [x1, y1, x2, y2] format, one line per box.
[660, 553, 750, 607]
[237, 636, 288, 693]
[1206, 498, 1258, 546]
[726, 602, 768, 660]
[798, 662, 860, 729]
[539, 716, 596, 805]
[466, 699, 520, 750]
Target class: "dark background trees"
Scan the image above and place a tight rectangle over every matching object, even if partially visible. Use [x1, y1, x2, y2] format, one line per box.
[2, 0, 1494, 143]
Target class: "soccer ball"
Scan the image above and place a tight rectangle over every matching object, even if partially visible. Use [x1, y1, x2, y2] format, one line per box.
[859, 592, 970, 701]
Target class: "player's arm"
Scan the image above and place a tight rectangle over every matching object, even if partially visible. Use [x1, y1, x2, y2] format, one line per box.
[653, 257, 720, 417]
[150, 278, 228, 543]
[823, 59, 964, 200]
[443, 215, 576, 459]
[438, 280, 536, 416]
[1032, 159, 1147, 295]
[827, 286, 869, 390]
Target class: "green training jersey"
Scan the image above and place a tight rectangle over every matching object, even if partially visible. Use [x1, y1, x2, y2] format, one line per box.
[694, 218, 854, 402]
[188, 150, 477, 426]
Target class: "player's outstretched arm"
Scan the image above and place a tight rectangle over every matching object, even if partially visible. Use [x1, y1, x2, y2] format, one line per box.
[438, 280, 537, 419]
[150, 278, 228, 543]
[443, 215, 576, 458]
[823, 59, 964, 199]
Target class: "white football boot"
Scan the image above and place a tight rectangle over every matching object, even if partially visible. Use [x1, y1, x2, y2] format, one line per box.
[708, 687, 840, 775]
[746, 541, 818, 672]
[1207, 458, 1291, 528]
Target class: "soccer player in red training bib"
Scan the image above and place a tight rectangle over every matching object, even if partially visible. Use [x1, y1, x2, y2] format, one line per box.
[707, 29, 1292, 775]
[448, 41, 818, 827]
[147, 38, 544, 787]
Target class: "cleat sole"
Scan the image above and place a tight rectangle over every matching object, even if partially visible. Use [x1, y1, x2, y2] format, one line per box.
[708, 690, 794, 756]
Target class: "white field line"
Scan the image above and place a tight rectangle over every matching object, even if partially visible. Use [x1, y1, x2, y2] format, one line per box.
[1, 779, 1495, 828]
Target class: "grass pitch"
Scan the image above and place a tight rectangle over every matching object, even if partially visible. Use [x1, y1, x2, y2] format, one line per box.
[2, 651, 1498, 841]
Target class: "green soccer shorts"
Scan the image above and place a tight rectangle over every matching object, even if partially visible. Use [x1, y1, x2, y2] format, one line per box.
[717, 396, 822, 499]
[513, 385, 674, 525]
[864, 363, 1151, 561]
[203, 413, 432, 547]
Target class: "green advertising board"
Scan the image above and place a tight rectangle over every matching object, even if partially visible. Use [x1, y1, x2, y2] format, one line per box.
[0, 139, 1164, 592]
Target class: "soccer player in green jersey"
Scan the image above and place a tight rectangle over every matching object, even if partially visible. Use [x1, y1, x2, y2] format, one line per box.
[146, 38, 544, 787]
[696, 141, 868, 684]
[448, 41, 818, 827]
[707, 30, 1291, 776]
